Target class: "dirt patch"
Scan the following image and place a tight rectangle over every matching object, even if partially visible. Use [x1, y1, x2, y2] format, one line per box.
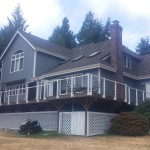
[0, 132, 150, 150]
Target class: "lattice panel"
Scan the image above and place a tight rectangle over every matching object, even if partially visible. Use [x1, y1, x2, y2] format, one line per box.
[59, 113, 71, 134]
[0, 111, 58, 131]
[88, 112, 117, 136]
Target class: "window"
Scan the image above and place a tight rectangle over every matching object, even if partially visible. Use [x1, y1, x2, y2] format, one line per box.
[11, 51, 24, 72]
[72, 55, 84, 61]
[87, 51, 100, 58]
[6, 84, 25, 96]
[123, 55, 131, 69]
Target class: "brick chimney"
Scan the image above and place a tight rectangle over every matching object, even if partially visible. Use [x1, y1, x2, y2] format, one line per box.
[110, 20, 123, 83]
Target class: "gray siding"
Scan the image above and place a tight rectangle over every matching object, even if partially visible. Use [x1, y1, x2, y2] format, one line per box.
[1, 35, 34, 83]
[44, 68, 98, 80]
[35, 52, 63, 76]
[123, 76, 137, 88]
[100, 68, 115, 80]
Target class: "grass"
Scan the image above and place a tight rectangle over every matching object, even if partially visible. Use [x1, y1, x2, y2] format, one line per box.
[8, 130, 64, 139]
[0, 131, 150, 150]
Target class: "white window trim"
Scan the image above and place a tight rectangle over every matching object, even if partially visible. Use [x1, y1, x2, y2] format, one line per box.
[6, 84, 25, 97]
[10, 51, 24, 73]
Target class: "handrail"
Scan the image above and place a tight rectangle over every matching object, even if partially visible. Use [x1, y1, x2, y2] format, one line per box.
[0, 73, 150, 106]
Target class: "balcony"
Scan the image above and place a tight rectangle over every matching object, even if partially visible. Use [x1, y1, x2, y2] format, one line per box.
[0, 74, 148, 106]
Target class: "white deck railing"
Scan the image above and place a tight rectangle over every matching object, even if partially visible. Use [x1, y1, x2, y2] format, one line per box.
[0, 74, 149, 106]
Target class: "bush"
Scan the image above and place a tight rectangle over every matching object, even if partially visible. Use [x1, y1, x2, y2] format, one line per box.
[134, 100, 150, 128]
[110, 112, 149, 136]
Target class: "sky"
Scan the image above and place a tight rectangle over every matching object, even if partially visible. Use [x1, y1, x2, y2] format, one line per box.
[0, 0, 150, 51]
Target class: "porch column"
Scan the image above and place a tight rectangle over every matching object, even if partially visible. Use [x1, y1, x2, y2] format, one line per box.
[71, 77, 74, 97]
[8, 90, 10, 105]
[98, 68, 101, 94]
[142, 91, 145, 102]
[124, 84, 127, 102]
[128, 87, 131, 104]
[114, 81, 117, 100]
[36, 81, 39, 102]
[56, 79, 59, 98]
[16, 89, 19, 104]
[25, 82, 29, 103]
[0, 92, 2, 105]
[136, 89, 138, 106]
[103, 78, 106, 98]
[87, 74, 90, 95]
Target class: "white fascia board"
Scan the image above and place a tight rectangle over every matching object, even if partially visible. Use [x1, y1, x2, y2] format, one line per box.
[137, 75, 150, 80]
[0, 31, 18, 60]
[123, 72, 150, 80]
[0, 31, 35, 60]
[18, 32, 35, 50]
[36, 63, 116, 80]
[123, 72, 137, 80]
[36, 47, 68, 60]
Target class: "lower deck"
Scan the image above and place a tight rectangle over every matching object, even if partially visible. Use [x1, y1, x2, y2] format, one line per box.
[0, 74, 148, 109]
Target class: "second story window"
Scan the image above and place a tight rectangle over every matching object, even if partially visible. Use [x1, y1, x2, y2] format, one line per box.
[123, 55, 131, 69]
[11, 51, 24, 73]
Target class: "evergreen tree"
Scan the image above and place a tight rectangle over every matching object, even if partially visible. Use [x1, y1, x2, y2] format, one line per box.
[0, 4, 28, 55]
[102, 17, 111, 40]
[49, 17, 76, 49]
[77, 11, 111, 46]
[136, 37, 150, 55]
[50, 26, 65, 46]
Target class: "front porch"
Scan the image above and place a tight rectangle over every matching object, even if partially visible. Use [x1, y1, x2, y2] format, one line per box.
[0, 74, 148, 106]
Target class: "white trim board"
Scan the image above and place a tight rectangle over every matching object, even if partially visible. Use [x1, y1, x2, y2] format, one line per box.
[0, 31, 68, 61]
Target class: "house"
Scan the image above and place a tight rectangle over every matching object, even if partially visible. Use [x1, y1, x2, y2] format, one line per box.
[0, 20, 149, 136]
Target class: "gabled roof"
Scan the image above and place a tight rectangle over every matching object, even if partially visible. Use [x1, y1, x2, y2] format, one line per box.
[122, 46, 141, 60]
[0, 30, 71, 60]
[36, 40, 116, 79]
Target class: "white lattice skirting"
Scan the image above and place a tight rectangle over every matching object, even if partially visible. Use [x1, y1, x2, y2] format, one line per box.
[0, 111, 116, 136]
[0, 111, 58, 131]
[87, 112, 117, 136]
[59, 111, 117, 136]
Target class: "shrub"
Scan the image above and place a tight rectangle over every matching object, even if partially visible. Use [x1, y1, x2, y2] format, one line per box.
[134, 100, 150, 128]
[110, 112, 149, 136]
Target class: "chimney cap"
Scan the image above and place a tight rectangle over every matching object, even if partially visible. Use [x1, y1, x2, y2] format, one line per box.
[113, 20, 120, 24]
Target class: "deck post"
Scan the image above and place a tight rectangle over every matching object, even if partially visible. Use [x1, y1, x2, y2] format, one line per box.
[114, 81, 117, 100]
[103, 78, 106, 98]
[36, 81, 39, 102]
[16, 89, 19, 104]
[128, 87, 131, 104]
[25, 83, 28, 103]
[56, 79, 59, 98]
[136, 89, 138, 106]
[0, 92, 1, 105]
[98, 68, 101, 94]
[142, 91, 145, 102]
[124, 84, 127, 102]
[8, 90, 10, 105]
[43, 82, 46, 100]
[71, 77, 74, 97]
[90, 74, 92, 95]
[87, 74, 90, 95]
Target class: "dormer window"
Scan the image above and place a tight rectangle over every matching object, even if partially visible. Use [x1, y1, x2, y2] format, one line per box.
[123, 55, 131, 69]
[11, 50, 24, 72]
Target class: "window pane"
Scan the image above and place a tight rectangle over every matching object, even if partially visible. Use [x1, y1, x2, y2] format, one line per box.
[11, 51, 24, 72]
[19, 58, 23, 70]
[15, 59, 19, 71]
[11, 60, 15, 72]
